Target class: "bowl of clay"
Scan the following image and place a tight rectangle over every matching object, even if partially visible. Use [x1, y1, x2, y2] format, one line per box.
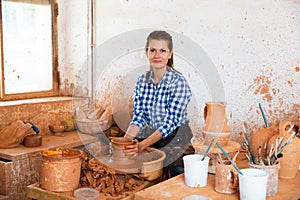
[49, 124, 66, 136]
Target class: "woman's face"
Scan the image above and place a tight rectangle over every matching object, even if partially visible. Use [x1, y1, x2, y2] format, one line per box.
[146, 39, 172, 70]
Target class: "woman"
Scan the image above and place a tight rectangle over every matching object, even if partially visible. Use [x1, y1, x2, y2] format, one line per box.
[124, 30, 194, 179]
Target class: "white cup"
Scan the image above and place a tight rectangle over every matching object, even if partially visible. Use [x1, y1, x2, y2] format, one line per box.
[239, 168, 268, 200]
[183, 154, 210, 187]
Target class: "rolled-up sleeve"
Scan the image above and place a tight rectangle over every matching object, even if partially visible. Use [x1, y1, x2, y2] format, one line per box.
[130, 76, 145, 130]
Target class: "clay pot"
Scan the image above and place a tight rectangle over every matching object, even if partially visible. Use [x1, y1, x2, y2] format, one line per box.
[215, 160, 239, 194]
[268, 121, 300, 179]
[109, 137, 137, 166]
[23, 134, 42, 147]
[49, 124, 66, 136]
[203, 102, 230, 146]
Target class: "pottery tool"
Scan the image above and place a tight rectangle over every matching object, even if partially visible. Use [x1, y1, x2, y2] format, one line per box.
[258, 103, 269, 128]
[218, 153, 223, 165]
[241, 123, 255, 163]
[201, 137, 215, 161]
[216, 142, 244, 175]
[232, 151, 239, 163]
[269, 132, 298, 164]
[277, 125, 294, 150]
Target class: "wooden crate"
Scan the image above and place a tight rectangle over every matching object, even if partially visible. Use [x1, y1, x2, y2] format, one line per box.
[0, 154, 41, 200]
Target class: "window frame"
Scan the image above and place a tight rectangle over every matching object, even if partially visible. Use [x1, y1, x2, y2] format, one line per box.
[0, 0, 59, 101]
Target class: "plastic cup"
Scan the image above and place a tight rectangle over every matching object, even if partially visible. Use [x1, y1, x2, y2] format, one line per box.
[239, 168, 268, 200]
[183, 154, 210, 187]
[249, 162, 280, 196]
[73, 188, 100, 200]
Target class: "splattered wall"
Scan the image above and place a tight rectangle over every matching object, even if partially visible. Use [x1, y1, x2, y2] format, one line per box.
[57, 0, 299, 138]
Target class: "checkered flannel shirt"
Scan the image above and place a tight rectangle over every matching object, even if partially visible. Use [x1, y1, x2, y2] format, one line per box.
[130, 67, 192, 139]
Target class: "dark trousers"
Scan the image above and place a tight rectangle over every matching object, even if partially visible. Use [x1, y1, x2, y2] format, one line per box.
[136, 123, 195, 179]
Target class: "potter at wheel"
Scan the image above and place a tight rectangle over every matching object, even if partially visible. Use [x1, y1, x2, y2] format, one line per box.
[98, 138, 165, 175]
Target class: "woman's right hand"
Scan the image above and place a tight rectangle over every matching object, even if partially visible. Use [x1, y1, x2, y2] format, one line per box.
[124, 139, 139, 158]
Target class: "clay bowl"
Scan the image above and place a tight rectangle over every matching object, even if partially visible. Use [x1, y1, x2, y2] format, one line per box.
[109, 137, 134, 148]
[23, 134, 42, 147]
[49, 124, 66, 136]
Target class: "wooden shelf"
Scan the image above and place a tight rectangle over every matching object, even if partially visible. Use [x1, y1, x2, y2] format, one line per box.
[0, 131, 98, 161]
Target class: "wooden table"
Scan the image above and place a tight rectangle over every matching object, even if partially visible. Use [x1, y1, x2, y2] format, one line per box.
[134, 166, 300, 200]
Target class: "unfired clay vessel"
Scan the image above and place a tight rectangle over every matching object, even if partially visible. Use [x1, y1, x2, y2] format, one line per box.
[250, 125, 278, 159]
[268, 121, 300, 179]
[203, 102, 230, 146]
[109, 137, 137, 167]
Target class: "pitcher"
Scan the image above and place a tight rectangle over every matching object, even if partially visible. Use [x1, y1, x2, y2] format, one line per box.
[203, 102, 230, 146]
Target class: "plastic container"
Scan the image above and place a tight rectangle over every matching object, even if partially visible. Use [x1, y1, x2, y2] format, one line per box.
[74, 188, 100, 200]
[182, 195, 212, 200]
[40, 148, 83, 192]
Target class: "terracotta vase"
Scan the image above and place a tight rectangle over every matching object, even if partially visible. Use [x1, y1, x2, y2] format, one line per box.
[203, 102, 230, 146]
[268, 121, 300, 179]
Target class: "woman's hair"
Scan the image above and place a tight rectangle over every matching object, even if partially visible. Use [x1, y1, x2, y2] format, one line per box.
[145, 30, 174, 68]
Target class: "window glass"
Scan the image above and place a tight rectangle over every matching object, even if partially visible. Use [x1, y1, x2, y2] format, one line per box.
[2, 1, 53, 94]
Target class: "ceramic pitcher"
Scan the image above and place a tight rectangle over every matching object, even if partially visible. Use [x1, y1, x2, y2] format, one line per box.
[203, 102, 230, 146]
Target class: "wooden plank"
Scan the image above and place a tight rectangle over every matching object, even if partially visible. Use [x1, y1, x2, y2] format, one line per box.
[0, 195, 9, 200]
[134, 169, 300, 200]
[0, 131, 98, 160]
[26, 181, 153, 200]
[26, 184, 77, 200]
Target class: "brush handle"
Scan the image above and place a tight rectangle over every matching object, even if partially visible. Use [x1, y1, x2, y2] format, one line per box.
[259, 103, 269, 128]
[216, 142, 244, 175]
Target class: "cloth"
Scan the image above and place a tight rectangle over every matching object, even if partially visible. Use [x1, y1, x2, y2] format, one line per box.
[130, 67, 192, 138]
[0, 120, 36, 148]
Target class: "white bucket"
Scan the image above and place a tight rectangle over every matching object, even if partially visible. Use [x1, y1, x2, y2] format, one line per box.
[183, 154, 210, 187]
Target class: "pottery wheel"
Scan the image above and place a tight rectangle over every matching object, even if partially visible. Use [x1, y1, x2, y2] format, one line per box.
[98, 154, 141, 174]
[97, 147, 165, 174]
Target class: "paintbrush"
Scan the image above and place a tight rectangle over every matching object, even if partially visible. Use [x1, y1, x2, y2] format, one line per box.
[242, 123, 255, 163]
[258, 103, 269, 128]
[201, 137, 215, 161]
[216, 142, 244, 175]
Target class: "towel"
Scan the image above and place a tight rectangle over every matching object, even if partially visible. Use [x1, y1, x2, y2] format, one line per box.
[0, 120, 36, 148]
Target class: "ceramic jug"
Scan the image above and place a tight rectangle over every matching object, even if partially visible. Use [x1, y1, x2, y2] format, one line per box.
[268, 121, 300, 179]
[203, 102, 230, 146]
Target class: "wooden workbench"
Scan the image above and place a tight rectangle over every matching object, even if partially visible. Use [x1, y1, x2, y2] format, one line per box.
[134, 168, 300, 200]
[0, 131, 98, 200]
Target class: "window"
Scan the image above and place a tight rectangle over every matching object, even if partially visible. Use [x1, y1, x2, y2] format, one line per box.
[0, 0, 59, 100]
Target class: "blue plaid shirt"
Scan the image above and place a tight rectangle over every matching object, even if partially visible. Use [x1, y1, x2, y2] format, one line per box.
[130, 67, 192, 139]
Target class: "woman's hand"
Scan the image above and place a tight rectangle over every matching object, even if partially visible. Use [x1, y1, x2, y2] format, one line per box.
[124, 139, 139, 158]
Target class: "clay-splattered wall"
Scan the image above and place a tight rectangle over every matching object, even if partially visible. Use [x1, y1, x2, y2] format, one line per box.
[0, 99, 75, 134]
[57, 0, 299, 140]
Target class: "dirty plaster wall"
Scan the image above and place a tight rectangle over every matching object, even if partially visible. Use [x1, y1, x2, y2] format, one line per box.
[58, 0, 300, 139]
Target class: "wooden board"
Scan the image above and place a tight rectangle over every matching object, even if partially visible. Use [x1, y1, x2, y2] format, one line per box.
[0, 131, 98, 161]
[26, 181, 152, 200]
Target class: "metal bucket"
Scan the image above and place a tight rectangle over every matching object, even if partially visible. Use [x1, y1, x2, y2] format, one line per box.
[40, 148, 83, 192]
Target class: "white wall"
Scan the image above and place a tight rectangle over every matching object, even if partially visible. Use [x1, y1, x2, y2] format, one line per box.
[58, 0, 300, 139]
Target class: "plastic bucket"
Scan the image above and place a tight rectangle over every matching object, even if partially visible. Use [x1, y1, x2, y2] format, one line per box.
[40, 148, 83, 192]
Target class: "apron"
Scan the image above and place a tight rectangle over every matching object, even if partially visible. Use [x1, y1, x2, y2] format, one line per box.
[135, 123, 195, 176]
